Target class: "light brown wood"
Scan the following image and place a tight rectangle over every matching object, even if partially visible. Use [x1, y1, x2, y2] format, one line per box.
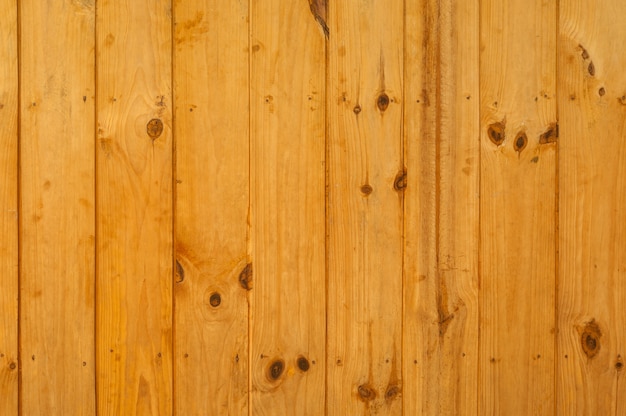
[403, 0, 480, 414]
[326, 0, 404, 414]
[96, 0, 172, 414]
[5, 2, 626, 414]
[19, 1, 96, 414]
[479, 0, 557, 414]
[0, 0, 18, 413]
[558, 0, 626, 414]
[173, 0, 249, 414]
[249, 0, 326, 414]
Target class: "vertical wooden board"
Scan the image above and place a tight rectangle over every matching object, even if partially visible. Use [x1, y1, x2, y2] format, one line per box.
[558, 1, 626, 414]
[0, 0, 18, 413]
[173, 0, 249, 414]
[249, 0, 326, 414]
[403, 0, 480, 414]
[326, 0, 403, 414]
[96, 0, 172, 414]
[479, 0, 557, 414]
[19, 1, 96, 414]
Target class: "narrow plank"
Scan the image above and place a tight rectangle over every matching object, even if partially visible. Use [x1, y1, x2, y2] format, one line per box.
[558, 0, 626, 414]
[326, 0, 404, 413]
[479, 0, 557, 414]
[0, 0, 18, 413]
[96, 0, 172, 414]
[173, 0, 249, 414]
[403, 0, 480, 414]
[19, 1, 96, 414]
[249, 0, 326, 414]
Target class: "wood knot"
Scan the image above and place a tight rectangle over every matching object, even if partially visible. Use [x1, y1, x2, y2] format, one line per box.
[616, 356, 624, 371]
[588, 61, 595, 76]
[357, 384, 376, 402]
[514, 132, 528, 153]
[539, 123, 558, 144]
[209, 292, 221, 307]
[580, 319, 602, 359]
[487, 122, 505, 145]
[175, 260, 184, 283]
[9, 362, 16, 370]
[394, 169, 407, 191]
[360, 184, 373, 196]
[377, 93, 390, 112]
[385, 385, 400, 400]
[599, 87, 606, 96]
[147, 118, 163, 140]
[239, 263, 253, 290]
[267, 359, 285, 381]
[297, 356, 310, 372]
[353, 105, 362, 114]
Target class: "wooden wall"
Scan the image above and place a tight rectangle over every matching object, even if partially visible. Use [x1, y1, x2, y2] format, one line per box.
[1, 0, 625, 414]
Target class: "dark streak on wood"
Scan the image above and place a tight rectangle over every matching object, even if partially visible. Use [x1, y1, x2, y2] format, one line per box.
[308, 0, 328, 38]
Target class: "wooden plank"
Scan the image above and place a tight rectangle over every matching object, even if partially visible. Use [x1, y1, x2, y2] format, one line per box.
[0, 0, 18, 413]
[96, 0, 172, 414]
[249, 0, 326, 413]
[479, 0, 557, 414]
[403, 0, 480, 414]
[326, 0, 403, 413]
[558, 0, 626, 413]
[173, 0, 249, 414]
[19, 1, 95, 414]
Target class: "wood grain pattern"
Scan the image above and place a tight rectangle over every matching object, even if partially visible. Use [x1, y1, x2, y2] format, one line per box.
[0, 0, 18, 413]
[326, 0, 404, 414]
[173, 0, 249, 414]
[479, 0, 557, 414]
[558, 0, 626, 414]
[19, 1, 96, 414]
[4, 3, 626, 414]
[249, 0, 326, 414]
[403, 0, 480, 414]
[96, 0, 172, 414]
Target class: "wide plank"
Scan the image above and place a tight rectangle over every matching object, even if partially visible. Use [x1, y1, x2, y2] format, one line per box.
[19, 1, 96, 414]
[326, 0, 404, 414]
[96, 0, 173, 413]
[173, 0, 249, 414]
[558, 0, 626, 413]
[403, 0, 480, 414]
[479, 0, 557, 414]
[249, 0, 326, 414]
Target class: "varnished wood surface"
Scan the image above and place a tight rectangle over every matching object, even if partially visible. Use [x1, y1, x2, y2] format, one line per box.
[0, 1, 624, 414]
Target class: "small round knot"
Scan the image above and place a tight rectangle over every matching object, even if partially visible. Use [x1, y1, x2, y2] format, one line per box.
[147, 119, 163, 140]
